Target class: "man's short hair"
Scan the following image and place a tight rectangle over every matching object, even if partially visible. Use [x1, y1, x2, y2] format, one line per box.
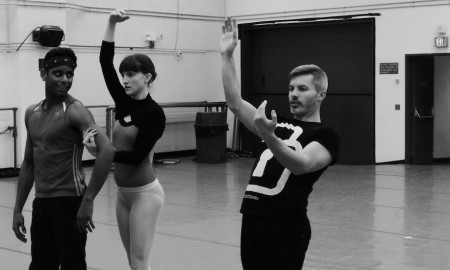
[43, 47, 77, 71]
[289, 64, 328, 92]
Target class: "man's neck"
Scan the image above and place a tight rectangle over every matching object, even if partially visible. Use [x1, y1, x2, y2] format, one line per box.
[43, 94, 67, 110]
[294, 112, 321, 122]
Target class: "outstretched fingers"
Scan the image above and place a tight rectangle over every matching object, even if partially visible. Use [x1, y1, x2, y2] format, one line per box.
[223, 17, 236, 33]
[82, 128, 97, 144]
[220, 17, 238, 55]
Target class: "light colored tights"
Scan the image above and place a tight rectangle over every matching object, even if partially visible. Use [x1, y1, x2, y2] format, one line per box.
[116, 180, 164, 270]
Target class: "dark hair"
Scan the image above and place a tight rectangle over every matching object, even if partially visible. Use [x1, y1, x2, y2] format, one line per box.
[119, 54, 157, 85]
[44, 47, 77, 66]
[289, 64, 328, 92]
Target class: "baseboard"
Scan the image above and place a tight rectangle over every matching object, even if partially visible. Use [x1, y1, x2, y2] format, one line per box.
[82, 150, 197, 168]
[433, 158, 450, 164]
[376, 158, 450, 165]
[376, 160, 405, 165]
[155, 150, 196, 159]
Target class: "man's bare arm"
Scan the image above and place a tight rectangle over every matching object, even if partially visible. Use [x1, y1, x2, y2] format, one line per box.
[67, 101, 115, 233]
[12, 108, 35, 243]
[220, 17, 259, 136]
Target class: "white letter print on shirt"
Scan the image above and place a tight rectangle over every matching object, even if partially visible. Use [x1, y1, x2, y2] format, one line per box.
[247, 122, 303, 196]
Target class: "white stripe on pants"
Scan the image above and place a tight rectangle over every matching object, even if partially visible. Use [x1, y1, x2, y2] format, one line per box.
[116, 180, 164, 270]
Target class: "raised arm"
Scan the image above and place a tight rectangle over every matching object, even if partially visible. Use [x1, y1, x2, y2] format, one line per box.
[67, 102, 115, 232]
[99, 9, 130, 105]
[12, 107, 35, 243]
[220, 18, 259, 136]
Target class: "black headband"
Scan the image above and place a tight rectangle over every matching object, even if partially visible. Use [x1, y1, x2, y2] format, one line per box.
[44, 56, 77, 71]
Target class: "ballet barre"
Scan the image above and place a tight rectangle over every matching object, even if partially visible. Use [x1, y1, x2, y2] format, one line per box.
[0, 107, 19, 177]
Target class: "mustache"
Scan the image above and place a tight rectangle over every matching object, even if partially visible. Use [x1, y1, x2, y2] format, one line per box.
[289, 99, 302, 105]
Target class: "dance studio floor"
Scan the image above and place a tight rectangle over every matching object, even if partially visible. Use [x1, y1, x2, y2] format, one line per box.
[0, 155, 449, 269]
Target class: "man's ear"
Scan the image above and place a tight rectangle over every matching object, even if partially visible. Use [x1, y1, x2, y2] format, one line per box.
[40, 69, 47, 81]
[318, 90, 327, 102]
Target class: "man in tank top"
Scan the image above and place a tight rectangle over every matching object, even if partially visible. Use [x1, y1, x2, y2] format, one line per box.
[12, 47, 115, 270]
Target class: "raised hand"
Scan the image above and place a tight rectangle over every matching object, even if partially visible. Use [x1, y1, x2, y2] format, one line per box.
[109, 8, 130, 24]
[83, 127, 98, 157]
[220, 17, 238, 56]
[254, 100, 277, 139]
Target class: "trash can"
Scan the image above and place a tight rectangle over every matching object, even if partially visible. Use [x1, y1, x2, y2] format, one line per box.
[194, 111, 228, 163]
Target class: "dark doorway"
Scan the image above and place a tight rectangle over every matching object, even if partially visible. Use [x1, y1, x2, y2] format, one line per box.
[238, 18, 375, 164]
[405, 56, 434, 164]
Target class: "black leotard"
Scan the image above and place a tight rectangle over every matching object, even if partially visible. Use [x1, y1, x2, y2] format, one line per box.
[99, 41, 165, 165]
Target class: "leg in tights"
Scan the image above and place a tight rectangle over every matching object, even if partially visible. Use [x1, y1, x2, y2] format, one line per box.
[116, 180, 164, 270]
[116, 191, 132, 265]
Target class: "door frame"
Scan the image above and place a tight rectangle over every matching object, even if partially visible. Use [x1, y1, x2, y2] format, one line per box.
[405, 53, 450, 164]
[238, 17, 376, 164]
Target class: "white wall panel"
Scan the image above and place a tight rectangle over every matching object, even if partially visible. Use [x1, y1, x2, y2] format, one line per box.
[4, 0, 450, 165]
[225, 0, 450, 163]
[0, 0, 227, 167]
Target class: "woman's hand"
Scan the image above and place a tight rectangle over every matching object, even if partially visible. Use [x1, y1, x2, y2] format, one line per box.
[83, 127, 98, 157]
[220, 17, 238, 56]
[109, 8, 130, 24]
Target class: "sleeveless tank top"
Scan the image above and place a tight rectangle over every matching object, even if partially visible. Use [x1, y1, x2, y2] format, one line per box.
[26, 95, 86, 198]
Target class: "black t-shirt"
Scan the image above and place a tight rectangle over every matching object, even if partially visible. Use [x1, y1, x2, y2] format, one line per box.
[240, 115, 340, 231]
[99, 41, 166, 165]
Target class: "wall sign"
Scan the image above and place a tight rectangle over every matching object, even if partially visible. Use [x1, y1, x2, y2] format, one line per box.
[380, 63, 398, 74]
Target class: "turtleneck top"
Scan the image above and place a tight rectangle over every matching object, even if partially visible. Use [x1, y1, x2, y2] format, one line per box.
[99, 41, 165, 165]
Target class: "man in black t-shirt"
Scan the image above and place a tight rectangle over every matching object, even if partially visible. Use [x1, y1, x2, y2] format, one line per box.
[220, 18, 340, 269]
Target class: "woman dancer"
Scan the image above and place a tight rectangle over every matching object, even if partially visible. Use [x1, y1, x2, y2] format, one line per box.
[84, 8, 165, 270]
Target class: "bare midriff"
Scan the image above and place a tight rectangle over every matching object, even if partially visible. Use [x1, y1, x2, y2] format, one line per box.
[112, 121, 157, 187]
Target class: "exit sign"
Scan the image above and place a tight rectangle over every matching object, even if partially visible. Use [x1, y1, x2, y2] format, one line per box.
[435, 36, 448, 48]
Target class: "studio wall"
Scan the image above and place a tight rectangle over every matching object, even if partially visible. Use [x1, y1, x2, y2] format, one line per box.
[225, 0, 450, 163]
[2, 0, 450, 166]
[0, 0, 227, 167]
